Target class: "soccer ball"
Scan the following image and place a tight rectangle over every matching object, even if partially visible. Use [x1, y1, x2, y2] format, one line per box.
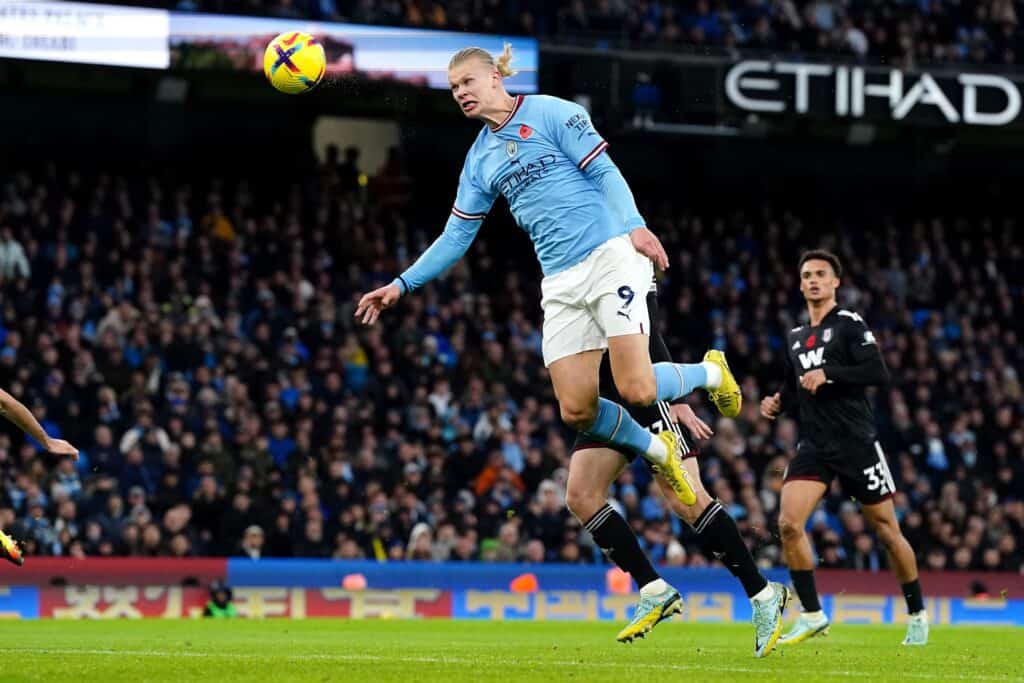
[263, 31, 326, 95]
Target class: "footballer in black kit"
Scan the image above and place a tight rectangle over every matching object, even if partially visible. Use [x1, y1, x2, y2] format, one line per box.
[780, 306, 894, 503]
[763, 249, 928, 648]
[570, 281, 789, 655]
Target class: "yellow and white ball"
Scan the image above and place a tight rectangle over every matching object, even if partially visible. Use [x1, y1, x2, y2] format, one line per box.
[263, 31, 326, 94]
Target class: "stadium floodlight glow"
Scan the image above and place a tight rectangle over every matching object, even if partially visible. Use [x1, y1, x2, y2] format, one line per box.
[725, 61, 1023, 127]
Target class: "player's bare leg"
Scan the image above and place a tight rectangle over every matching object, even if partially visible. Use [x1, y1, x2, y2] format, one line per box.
[606, 333, 658, 406]
[548, 349, 605, 431]
[567, 447, 682, 642]
[606, 334, 741, 417]
[566, 448, 628, 524]
[778, 480, 831, 645]
[551, 349, 694, 505]
[861, 499, 928, 645]
[656, 457, 790, 657]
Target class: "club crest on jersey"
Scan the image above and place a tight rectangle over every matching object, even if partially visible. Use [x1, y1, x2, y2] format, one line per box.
[506, 141, 517, 157]
[519, 124, 533, 140]
[823, 328, 833, 343]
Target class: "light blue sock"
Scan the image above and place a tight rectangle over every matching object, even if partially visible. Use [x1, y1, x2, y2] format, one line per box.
[653, 362, 708, 402]
[582, 398, 654, 459]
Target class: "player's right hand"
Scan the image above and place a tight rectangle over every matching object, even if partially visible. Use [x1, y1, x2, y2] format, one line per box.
[45, 437, 79, 461]
[668, 404, 714, 440]
[355, 283, 402, 325]
[760, 392, 782, 420]
[629, 227, 670, 271]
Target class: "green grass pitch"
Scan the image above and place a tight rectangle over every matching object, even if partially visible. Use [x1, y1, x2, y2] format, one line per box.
[0, 620, 1020, 682]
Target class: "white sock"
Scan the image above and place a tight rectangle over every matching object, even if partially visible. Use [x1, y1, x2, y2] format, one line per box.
[702, 361, 722, 389]
[751, 583, 775, 603]
[640, 578, 670, 596]
[644, 433, 668, 466]
[910, 609, 928, 621]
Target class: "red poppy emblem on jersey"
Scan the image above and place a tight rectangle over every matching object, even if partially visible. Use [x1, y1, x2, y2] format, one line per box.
[519, 125, 533, 140]
[805, 334, 817, 348]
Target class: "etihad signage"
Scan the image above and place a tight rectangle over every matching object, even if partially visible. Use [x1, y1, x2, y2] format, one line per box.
[725, 61, 1022, 127]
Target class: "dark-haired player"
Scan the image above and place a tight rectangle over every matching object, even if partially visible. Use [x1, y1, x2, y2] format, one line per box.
[571, 282, 789, 657]
[761, 250, 927, 646]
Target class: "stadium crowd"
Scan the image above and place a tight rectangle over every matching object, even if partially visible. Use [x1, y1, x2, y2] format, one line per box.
[0, 155, 1021, 579]
[92, 0, 1024, 66]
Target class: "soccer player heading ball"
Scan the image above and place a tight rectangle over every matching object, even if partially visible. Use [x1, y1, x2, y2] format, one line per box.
[761, 250, 929, 647]
[356, 44, 790, 652]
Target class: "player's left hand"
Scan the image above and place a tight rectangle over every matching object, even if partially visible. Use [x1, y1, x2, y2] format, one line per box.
[45, 437, 79, 461]
[668, 404, 714, 440]
[800, 369, 828, 394]
[629, 227, 669, 271]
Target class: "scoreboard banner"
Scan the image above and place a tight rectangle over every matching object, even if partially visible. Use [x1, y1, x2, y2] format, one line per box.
[1, 559, 1022, 624]
[0, 1, 170, 69]
[168, 14, 538, 93]
[0, 2, 538, 92]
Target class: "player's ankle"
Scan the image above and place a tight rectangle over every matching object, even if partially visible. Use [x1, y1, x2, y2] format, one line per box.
[750, 582, 774, 603]
[701, 360, 722, 389]
[644, 433, 668, 465]
[803, 610, 826, 622]
[640, 578, 669, 596]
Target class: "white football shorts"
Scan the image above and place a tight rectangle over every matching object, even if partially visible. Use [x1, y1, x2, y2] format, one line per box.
[540, 234, 654, 367]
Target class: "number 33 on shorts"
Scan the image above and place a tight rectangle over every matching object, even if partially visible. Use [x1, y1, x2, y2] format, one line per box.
[863, 442, 895, 495]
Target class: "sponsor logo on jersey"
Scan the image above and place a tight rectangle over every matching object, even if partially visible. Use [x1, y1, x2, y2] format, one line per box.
[498, 154, 557, 200]
[798, 347, 826, 369]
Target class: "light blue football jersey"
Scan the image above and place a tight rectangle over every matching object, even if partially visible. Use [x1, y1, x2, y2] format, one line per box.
[452, 94, 640, 276]
[393, 95, 646, 294]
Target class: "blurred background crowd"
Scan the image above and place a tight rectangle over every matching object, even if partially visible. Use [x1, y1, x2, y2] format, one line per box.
[1, 151, 1020, 575]
[97, 0, 1024, 66]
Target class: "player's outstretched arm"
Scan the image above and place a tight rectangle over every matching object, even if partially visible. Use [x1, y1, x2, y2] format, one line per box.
[354, 219, 479, 326]
[355, 158, 492, 326]
[0, 388, 78, 459]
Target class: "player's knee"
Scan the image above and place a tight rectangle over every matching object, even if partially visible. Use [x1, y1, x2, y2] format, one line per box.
[564, 485, 602, 522]
[560, 403, 596, 432]
[616, 376, 656, 407]
[778, 514, 805, 542]
[872, 517, 902, 550]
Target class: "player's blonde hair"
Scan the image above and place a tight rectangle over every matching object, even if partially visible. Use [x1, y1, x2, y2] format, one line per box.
[448, 43, 517, 78]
